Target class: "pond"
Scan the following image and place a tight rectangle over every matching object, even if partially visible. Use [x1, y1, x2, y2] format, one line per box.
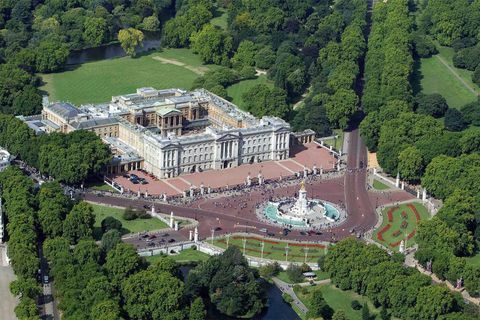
[180, 266, 300, 320]
[66, 33, 161, 65]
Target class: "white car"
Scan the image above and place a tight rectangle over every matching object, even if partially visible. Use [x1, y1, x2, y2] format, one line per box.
[259, 228, 268, 233]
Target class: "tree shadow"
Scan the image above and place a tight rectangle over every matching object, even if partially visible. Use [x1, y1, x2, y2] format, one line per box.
[411, 58, 423, 96]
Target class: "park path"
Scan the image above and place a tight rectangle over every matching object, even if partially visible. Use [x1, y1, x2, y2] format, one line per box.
[272, 277, 309, 314]
[434, 54, 478, 95]
[404, 251, 480, 306]
[152, 56, 208, 75]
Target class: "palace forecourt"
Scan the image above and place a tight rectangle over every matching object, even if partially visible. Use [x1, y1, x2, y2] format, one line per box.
[19, 87, 337, 194]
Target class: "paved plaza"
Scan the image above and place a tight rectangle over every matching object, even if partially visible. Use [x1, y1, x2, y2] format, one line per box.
[111, 143, 337, 196]
[0, 247, 18, 320]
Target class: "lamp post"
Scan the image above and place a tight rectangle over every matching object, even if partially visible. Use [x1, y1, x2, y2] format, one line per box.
[261, 241, 265, 260]
[285, 243, 289, 263]
[211, 228, 214, 245]
[226, 234, 230, 248]
[304, 246, 309, 264]
[243, 237, 247, 255]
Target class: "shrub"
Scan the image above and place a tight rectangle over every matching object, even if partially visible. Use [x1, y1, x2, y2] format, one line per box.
[101, 216, 122, 232]
[136, 209, 151, 219]
[123, 207, 136, 220]
[351, 300, 362, 310]
[286, 264, 304, 283]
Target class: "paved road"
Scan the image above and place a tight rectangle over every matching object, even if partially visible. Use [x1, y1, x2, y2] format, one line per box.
[272, 277, 309, 314]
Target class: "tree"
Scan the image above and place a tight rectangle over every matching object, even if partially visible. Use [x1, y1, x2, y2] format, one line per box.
[101, 216, 123, 233]
[105, 243, 144, 285]
[242, 84, 290, 119]
[307, 289, 334, 320]
[63, 202, 95, 244]
[10, 277, 41, 299]
[141, 15, 160, 31]
[232, 40, 257, 67]
[444, 108, 467, 131]
[12, 85, 42, 116]
[286, 264, 304, 283]
[415, 93, 449, 118]
[472, 66, 480, 86]
[259, 262, 281, 279]
[459, 127, 480, 153]
[255, 46, 276, 69]
[461, 101, 480, 126]
[412, 285, 458, 320]
[332, 310, 348, 320]
[190, 24, 233, 65]
[397, 146, 424, 182]
[0, 64, 37, 115]
[325, 89, 358, 129]
[118, 28, 144, 57]
[14, 297, 39, 320]
[83, 17, 107, 47]
[361, 302, 370, 320]
[34, 41, 69, 73]
[101, 229, 122, 254]
[189, 297, 206, 320]
[91, 300, 123, 320]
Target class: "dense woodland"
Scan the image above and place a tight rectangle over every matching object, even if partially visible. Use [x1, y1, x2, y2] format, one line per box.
[359, 0, 480, 305]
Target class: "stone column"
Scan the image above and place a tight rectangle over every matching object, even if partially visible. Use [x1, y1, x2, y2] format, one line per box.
[401, 182, 405, 190]
[169, 211, 174, 228]
[422, 188, 427, 202]
[313, 165, 317, 175]
[303, 167, 308, 178]
[151, 205, 155, 215]
[194, 227, 199, 243]
[200, 183, 205, 195]
[395, 172, 400, 188]
[189, 230, 193, 241]
[174, 221, 179, 231]
[416, 189, 420, 199]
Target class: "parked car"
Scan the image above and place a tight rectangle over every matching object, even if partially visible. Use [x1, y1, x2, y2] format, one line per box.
[267, 232, 275, 237]
[43, 276, 49, 284]
[141, 180, 148, 185]
[168, 239, 176, 243]
[148, 234, 157, 239]
[130, 174, 139, 179]
[131, 179, 139, 184]
[300, 231, 307, 236]
[259, 228, 268, 233]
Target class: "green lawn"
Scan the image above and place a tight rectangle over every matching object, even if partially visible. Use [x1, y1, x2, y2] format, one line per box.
[145, 248, 210, 264]
[226, 75, 273, 109]
[212, 236, 327, 263]
[86, 181, 117, 192]
[465, 253, 480, 267]
[295, 285, 383, 320]
[40, 49, 215, 106]
[276, 270, 329, 284]
[373, 179, 390, 190]
[90, 203, 168, 239]
[323, 129, 344, 151]
[418, 45, 480, 109]
[373, 202, 429, 251]
[211, 7, 228, 30]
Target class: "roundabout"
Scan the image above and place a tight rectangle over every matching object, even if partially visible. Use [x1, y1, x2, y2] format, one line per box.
[257, 180, 345, 229]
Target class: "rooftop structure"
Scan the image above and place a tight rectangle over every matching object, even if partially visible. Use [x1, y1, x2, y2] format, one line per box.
[21, 88, 315, 179]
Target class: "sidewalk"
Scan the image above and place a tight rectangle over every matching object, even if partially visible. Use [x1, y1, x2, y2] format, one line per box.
[272, 277, 309, 314]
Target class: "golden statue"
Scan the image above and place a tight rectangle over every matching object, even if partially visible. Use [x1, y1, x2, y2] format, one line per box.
[300, 179, 306, 191]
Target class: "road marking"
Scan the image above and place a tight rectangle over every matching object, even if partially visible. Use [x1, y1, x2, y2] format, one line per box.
[162, 180, 183, 194]
[275, 161, 296, 174]
[177, 177, 195, 188]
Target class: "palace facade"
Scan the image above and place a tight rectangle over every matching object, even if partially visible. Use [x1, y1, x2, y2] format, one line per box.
[22, 88, 314, 178]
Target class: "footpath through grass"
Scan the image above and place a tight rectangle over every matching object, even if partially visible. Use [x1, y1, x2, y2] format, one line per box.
[40, 49, 216, 106]
[90, 203, 168, 239]
[145, 248, 210, 264]
[373, 202, 429, 251]
[418, 45, 480, 109]
[212, 235, 327, 263]
[294, 285, 383, 320]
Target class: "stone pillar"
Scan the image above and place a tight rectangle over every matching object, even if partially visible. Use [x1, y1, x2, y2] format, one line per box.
[169, 211, 174, 228]
[422, 188, 427, 202]
[174, 221, 179, 231]
[151, 205, 155, 215]
[208, 186, 211, 194]
[246, 175, 251, 186]
[137, 190, 141, 198]
[145, 190, 148, 198]
[395, 172, 400, 188]
[194, 227, 199, 243]
[401, 182, 405, 190]
[303, 167, 308, 178]
[329, 145, 333, 151]
[163, 193, 167, 202]
[313, 165, 317, 175]
[373, 167, 377, 175]
[200, 183, 205, 195]
[258, 173, 263, 185]
[320, 140, 324, 146]
[189, 230, 193, 241]
[336, 161, 340, 171]
[183, 191, 187, 198]
[320, 167, 324, 175]
[189, 186, 194, 197]
[416, 189, 420, 199]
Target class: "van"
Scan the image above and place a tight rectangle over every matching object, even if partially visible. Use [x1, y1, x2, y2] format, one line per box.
[43, 275, 49, 284]
[259, 228, 267, 233]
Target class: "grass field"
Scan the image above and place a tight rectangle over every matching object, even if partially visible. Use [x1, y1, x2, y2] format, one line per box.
[90, 203, 168, 239]
[418, 45, 480, 109]
[465, 253, 480, 267]
[373, 179, 390, 190]
[212, 235, 327, 263]
[226, 75, 273, 109]
[294, 284, 382, 320]
[86, 181, 117, 192]
[145, 248, 210, 264]
[323, 129, 344, 151]
[276, 270, 329, 284]
[373, 202, 429, 251]
[40, 49, 216, 105]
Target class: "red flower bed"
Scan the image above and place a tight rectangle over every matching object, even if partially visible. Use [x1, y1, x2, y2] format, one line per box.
[389, 230, 416, 247]
[387, 208, 394, 222]
[401, 220, 408, 229]
[230, 236, 325, 248]
[401, 211, 408, 219]
[289, 242, 326, 248]
[377, 224, 391, 241]
[407, 204, 421, 221]
[392, 230, 401, 237]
